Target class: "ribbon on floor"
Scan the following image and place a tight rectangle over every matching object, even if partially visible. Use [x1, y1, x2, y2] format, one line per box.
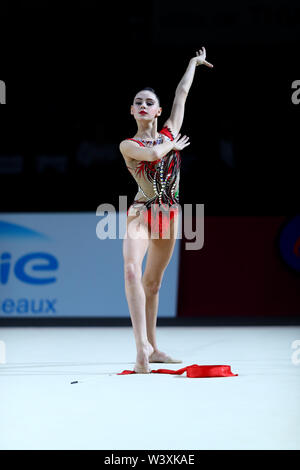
[118, 364, 238, 378]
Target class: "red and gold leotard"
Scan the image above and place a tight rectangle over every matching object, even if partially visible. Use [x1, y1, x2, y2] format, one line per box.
[124, 126, 181, 237]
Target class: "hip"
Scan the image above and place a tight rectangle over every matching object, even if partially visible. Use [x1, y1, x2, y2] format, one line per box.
[127, 200, 179, 217]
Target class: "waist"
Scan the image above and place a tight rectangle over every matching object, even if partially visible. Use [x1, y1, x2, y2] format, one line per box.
[132, 199, 178, 207]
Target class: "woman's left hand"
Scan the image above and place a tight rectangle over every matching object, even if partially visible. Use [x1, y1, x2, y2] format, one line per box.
[194, 47, 214, 68]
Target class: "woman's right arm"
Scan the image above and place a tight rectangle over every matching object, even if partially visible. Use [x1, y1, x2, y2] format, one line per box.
[119, 134, 190, 162]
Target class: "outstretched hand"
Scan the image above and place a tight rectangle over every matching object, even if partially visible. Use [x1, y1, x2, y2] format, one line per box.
[194, 47, 213, 68]
[173, 133, 190, 151]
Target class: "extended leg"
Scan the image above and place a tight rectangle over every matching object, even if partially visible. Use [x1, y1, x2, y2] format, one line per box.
[123, 215, 151, 373]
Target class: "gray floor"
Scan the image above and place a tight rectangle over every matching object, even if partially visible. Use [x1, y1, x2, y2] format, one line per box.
[0, 325, 299, 450]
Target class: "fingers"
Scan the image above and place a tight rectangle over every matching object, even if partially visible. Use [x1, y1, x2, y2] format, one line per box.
[196, 47, 213, 67]
[182, 135, 190, 145]
[196, 46, 205, 56]
[178, 142, 190, 150]
[174, 135, 190, 150]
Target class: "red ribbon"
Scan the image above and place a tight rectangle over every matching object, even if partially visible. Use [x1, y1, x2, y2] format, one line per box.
[118, 364, 238, 378]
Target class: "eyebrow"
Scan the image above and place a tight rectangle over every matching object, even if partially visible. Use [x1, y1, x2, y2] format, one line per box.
[135, 97, 155, 101]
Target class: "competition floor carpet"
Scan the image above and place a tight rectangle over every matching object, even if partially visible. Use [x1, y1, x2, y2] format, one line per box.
[0, 325, 299, 450]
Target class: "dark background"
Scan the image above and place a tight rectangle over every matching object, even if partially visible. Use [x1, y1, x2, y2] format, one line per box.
[0, 0, 299, 215]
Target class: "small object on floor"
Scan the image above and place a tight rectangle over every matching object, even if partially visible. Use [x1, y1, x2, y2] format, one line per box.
[70, 381, 78, 384]
[118, 364, 238, 377]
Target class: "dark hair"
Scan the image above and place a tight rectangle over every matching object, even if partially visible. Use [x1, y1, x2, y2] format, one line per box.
[136, 87, 160, 106]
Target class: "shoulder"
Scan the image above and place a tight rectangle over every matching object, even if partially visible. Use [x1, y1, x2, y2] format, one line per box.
[159, 124, 176, 141]
[119, 139, 144, 163]
[120, 138, 145, 151]
[120, 139, 142, 151]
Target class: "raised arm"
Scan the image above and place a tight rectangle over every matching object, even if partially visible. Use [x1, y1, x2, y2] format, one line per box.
[163, 47, 214, 135]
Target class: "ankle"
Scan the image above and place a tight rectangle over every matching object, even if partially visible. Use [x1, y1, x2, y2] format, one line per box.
[136, 342, 149, 352]
[147, 340, 157, 350]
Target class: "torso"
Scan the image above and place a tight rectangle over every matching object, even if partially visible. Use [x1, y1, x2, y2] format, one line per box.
[123, 132, 166, 166]
[123, 126, 181, 209]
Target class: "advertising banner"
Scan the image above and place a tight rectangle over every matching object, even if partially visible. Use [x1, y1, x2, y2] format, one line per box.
[0, 212, 180, 318]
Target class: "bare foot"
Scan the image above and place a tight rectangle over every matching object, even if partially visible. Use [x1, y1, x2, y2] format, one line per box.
[134, 345, 151, 374]
[149, 349, 182, 364]
[147, 342, 154, 357]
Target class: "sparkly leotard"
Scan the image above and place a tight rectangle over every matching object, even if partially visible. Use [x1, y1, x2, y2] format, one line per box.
[124, 126, 181, 237]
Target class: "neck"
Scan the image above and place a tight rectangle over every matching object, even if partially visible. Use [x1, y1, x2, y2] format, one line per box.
[135, 119, 158, 140]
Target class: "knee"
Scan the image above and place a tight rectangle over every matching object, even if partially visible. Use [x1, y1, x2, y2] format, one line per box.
[142, 278, 161, 295]
[124, 261, 142, 283]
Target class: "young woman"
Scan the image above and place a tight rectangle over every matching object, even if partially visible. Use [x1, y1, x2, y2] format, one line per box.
[119, 47, 213, 373]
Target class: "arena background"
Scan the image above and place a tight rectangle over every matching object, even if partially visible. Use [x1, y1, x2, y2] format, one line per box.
[0, 0, 299, 326]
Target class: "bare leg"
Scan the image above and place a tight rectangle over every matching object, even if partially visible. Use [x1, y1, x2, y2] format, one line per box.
[141, 276, 158, 350]
[142, 215, 182, 363]
[123, 214, 152, 373]
[143, 263, 182, 364]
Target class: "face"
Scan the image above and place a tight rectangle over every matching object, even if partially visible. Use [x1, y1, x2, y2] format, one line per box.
[131, 90, 162, 121]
